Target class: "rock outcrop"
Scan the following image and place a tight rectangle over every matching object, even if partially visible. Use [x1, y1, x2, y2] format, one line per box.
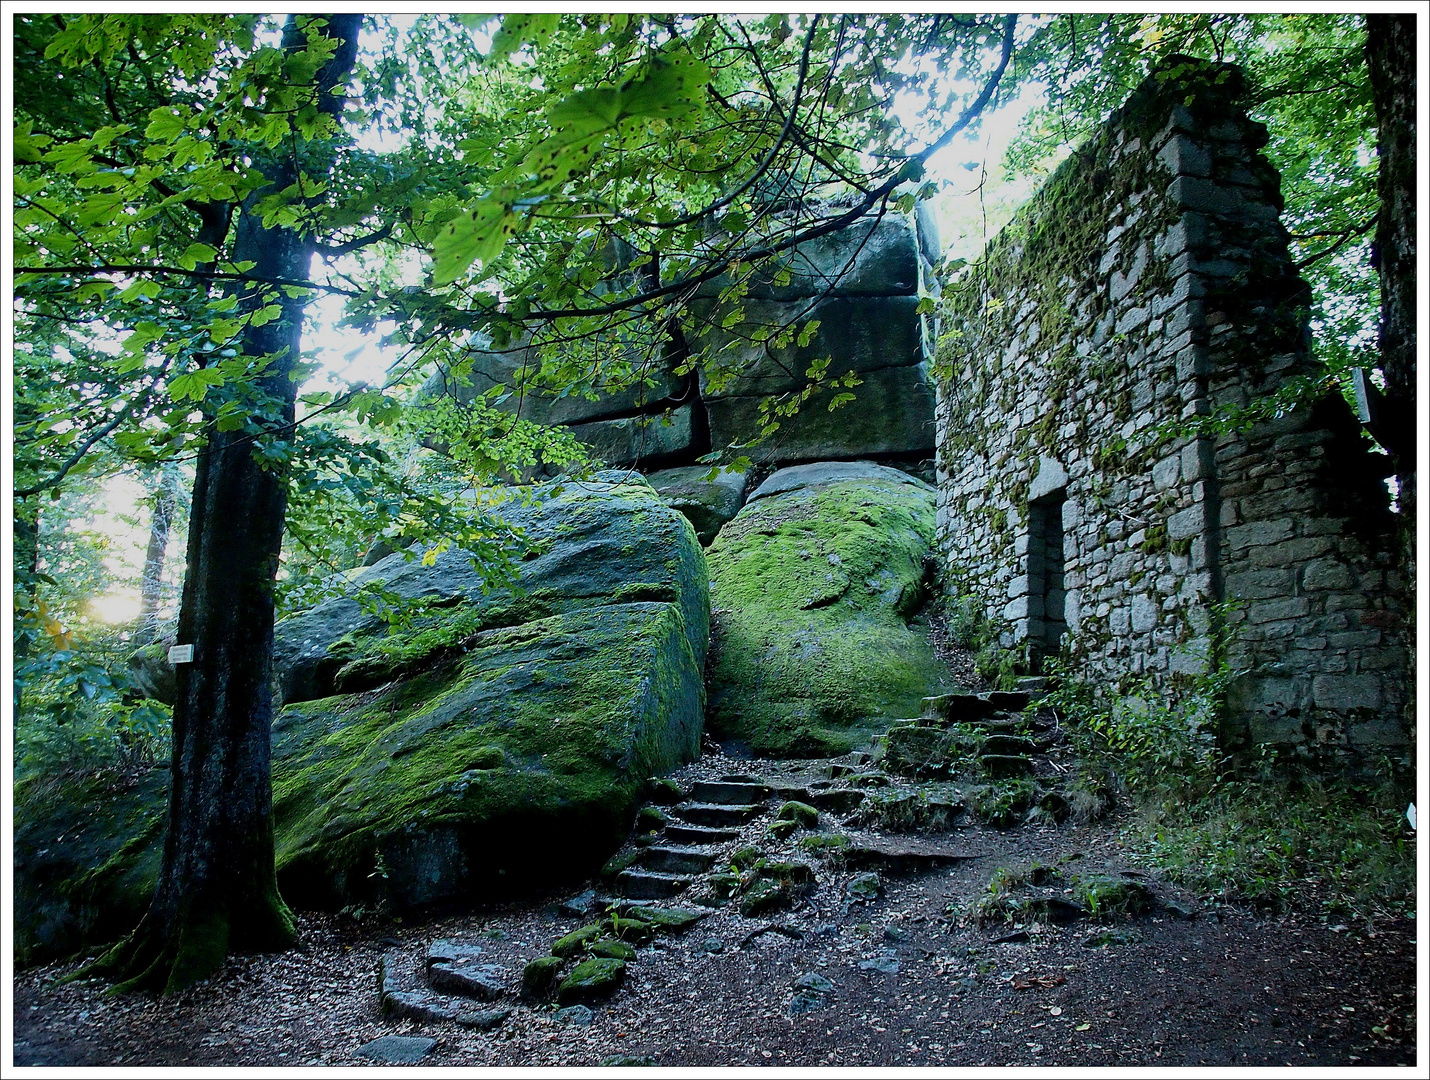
[15, 473, 710, 964]
[704, 462, 954, 757]
[424, 208, 939, 470]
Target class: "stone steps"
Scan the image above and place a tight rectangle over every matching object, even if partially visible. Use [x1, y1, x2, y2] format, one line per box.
[664, 823, 741, 845]
[380, 947, 514, 1031]
[980, 753, 1034, 778]
[675, 801, 762, 828]
[982, 734, 1037, 757]
[688, 780, 770, 805]
[805, 788, 868, 814]
[639, 845, 719, 875]
[921, 690, 1030, 724]
[613, 869, 697, 899]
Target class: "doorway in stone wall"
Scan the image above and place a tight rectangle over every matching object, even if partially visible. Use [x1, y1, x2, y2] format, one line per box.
[1027, 489, 1066, 665]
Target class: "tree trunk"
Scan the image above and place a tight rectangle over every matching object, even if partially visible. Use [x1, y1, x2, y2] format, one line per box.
[133, 468, 179, 646]
[93, 14, 362, 995]
[1366, 14, 1416, 521]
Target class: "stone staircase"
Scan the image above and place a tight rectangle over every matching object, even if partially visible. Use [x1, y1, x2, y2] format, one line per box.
[378, 754, 978, 1032]
[380, 940, 517, 1030]
[612, 780, 769, 900]
[875, 686, 1051, 780]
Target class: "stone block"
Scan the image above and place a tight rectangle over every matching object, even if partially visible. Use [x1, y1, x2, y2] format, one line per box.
[1302, 559, 1355, 591]
[1226, 518, 1294, 550]
[1177, 441, 1213, 484]
[1157, 134, 1214, 179]
[698, 213, 920, 300]
[1345, 718, 1410, 747]
[422, 343, 681, 428]
[1244, 536, 1336, 569]
[1166, 177, 1246, 217]
[1152, 452, 1181, 491]
[647, 465, 750, 544]
[567, 405, 695, 466]
[1312, 674, 1381, 711]
[1131, 593, 1158, 633]
[1237, 674, 1305, 711]
[1225, 569, 1295, 600]
[915, 201, 941, 264]
[695, 295, 922, 400]
[705, 361, 935, 463]
[1325, 630, 1382, 649]
[1167, 504, 1206, 540]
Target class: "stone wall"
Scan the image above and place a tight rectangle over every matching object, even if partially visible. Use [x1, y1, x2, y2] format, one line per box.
[934, 58, 1410, 763]
[427, 207, 939, 471]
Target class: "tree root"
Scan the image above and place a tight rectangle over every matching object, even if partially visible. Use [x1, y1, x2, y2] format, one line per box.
[80, 893, 295, 996]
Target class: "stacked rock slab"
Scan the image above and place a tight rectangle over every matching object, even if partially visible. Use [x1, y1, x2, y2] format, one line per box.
[704, 461, 955, 757]
[690, 212, 935, 464]
[14, 473, 709, 963]
[933, 57, 1409, 763]
[425, 208, 939, 470]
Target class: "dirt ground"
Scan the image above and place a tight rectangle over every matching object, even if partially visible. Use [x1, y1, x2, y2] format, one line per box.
[12, 749, 1419, 1070]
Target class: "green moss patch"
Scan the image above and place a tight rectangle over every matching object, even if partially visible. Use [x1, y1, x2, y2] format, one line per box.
[271, 601, 705, 910]
[706, 468, 955, 757]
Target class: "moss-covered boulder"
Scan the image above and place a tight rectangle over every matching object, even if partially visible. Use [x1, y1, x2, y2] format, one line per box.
[556, 957, 627, 1004]
[17, 475, 711, 965]
[705, 462, 954, 756]
[12, 769, 167, 968]
[274, 471, 708, 703]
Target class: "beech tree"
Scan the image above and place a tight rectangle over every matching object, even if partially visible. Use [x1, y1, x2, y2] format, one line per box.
[17, 12, 365, 992]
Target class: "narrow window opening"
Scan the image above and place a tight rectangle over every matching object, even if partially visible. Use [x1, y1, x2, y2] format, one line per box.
[1028, 490, 1067, 661]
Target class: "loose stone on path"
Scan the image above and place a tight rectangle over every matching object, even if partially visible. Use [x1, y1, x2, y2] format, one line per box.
[355, 1035, 436, 1064]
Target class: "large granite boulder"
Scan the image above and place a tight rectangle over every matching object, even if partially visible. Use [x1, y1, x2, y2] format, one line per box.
[13, 769, 168, 968]
[16, 474, 710, 964]
[704, 461, 954, 757]
[269, 473, 707, 704]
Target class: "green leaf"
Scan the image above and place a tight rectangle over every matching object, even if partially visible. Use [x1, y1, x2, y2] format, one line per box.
[168, 367, 226, 402]
[178, 242, 218, 271]
[489, 13, 561, 63]
[144, 107, 186, 142]
[549, 86, 624, 130]
[118, 279, 163, 303]
[619, 55, 708, 119]
[432, 196, 521, 284]
[248, 303, 284, 327]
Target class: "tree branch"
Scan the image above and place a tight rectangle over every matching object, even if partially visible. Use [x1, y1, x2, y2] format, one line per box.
[13, 263, 363, 298]
[516, 14, 1018, 324]
[315, 222, 394, 257]
[14, 399, 137, 498]
[1293, 216, 1375, 270]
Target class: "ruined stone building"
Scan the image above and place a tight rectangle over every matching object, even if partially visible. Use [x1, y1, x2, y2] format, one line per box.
[934, 59, 1411, 762]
